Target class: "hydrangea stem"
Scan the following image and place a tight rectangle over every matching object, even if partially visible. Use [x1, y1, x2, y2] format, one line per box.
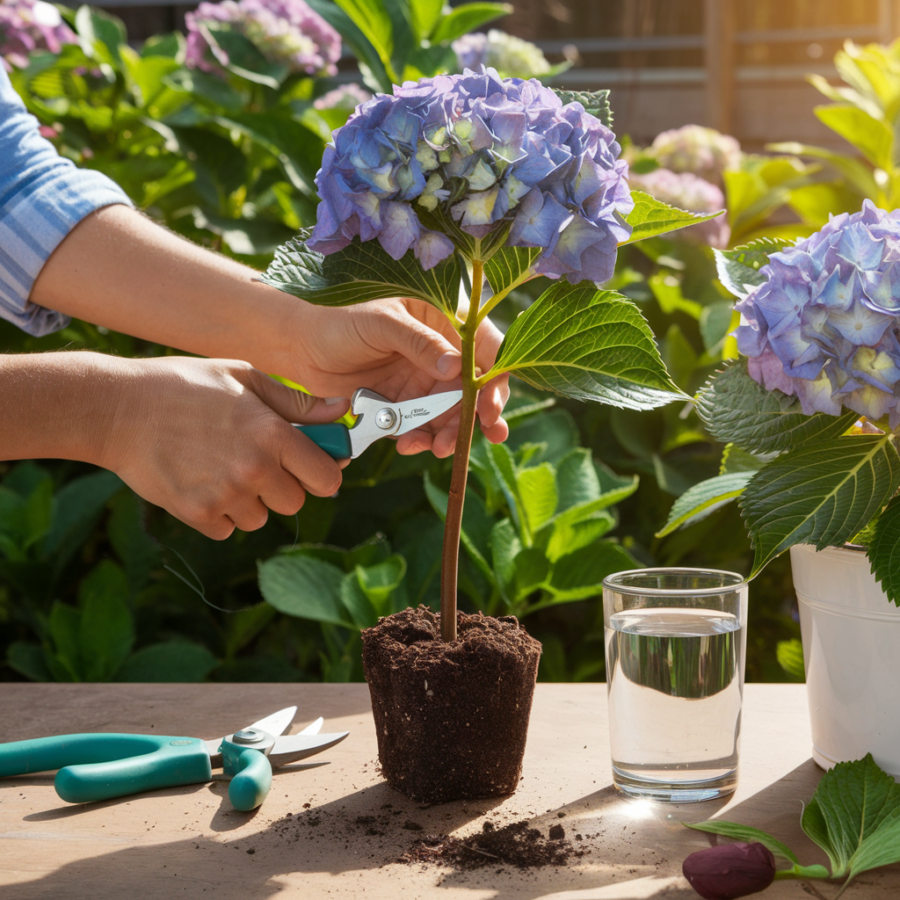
[439, 260, 483, 642]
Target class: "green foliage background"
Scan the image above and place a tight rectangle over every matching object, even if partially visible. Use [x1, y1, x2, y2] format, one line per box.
[8, 2, 895, 684]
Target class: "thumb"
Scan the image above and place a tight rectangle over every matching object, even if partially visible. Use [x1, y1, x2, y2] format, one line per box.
[254, 374, 350, 424]
[374, 307, 462, 381]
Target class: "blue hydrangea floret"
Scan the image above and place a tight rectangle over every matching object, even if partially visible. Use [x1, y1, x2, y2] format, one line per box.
[307, 67, 633, 284]
[735, 200, 900, 425]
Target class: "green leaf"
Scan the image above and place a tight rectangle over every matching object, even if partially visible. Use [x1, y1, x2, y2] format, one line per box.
[257, 553, 353, 628]
[260, 231, 460, 315]
[542, 513, 614, 563]
[487, 442, 527, 538]
[6, 642, 51, 682]
[116, 641, 217, 682]
[776, 638, 806, 681]
[552, 89, 612, 128]
[164, 68, 244, 111]
[518, 464, 558, 534]
[741, 434, 900, 576]
[430, 2, 512, 44]
[656, 472, 754, 538]
[814, 104, 893, 170]
[355, 555, 406, 607]
[546, 542, 638, 602]
[223, 603, 276, 659]
[75, 5, 126, 66]
[483, 245, 541, 299]
[201, 23, 288, 88]
[649, 272, 702, 319]
[513, 547, 550, 600]
[621, 191, 724, 245]
[686, 821, 799, 865]
[714, 237, 793, 299]
[108, 490, 159, 597]
[488, 281, 683, 409]
[695, 360, 858, 454]
[339, 573, 379, 628]
[119, 47, 180, 109]
[409, 0, 443, 40]
[555, 449, 602, 511]
[78, 561, 134, 681]
[802, 754, 900, 880]
[767, 141, 878, 198]
[490, 518, 521, 603]
[867, 495, 900, 606]
[332, 0, 394, 74]
[719, 443, 771, 475]
[43, 470, 122, 560]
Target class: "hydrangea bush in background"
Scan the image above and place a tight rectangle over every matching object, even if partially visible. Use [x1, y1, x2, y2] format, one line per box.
[659, 206, 900, 606]
[650, 124, 742, 186]
[260, 67, 720, 640]
[452, 29, 558, 80]
[186, 0, 340, 75]
[0, 0, 75, 70]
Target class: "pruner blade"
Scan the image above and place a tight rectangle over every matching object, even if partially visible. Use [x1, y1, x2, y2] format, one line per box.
[347, 388, 463, 457]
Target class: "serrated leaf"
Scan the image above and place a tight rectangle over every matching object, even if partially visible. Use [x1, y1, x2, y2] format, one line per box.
[553, 88, 612, 128]
[656, 472, 754, 538]
[741, 434, 900, 576]
[868, 495, 900, 606]
[686, 820, 799, 865]
[257, 553, 352, 628]
[260, 231, 460, 315]
[719, 443, 772, 475]
[542, 513, 614, 563]
[488, 281, 683, 409]
[695, 360, 858, 454]
[714, 237, 793, 299]
[802, 754, 900, 880]
[621, 191, 724, 245]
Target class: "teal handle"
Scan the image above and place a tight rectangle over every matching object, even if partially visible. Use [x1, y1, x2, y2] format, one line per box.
[0, 734, 211, 804]
[295, 423, 352, 459]
[226, 749, 272, 811]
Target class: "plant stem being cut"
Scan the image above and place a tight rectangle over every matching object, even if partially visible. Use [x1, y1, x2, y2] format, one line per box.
[439, 260, 484, 642]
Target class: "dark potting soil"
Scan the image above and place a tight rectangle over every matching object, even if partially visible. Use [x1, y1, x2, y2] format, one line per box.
[398, 819, 588, 870]
[361, 607, 542, 804]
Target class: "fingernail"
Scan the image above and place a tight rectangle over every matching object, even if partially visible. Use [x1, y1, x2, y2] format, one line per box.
[437, 352, 459, 375]
[326, 397, 347, 406]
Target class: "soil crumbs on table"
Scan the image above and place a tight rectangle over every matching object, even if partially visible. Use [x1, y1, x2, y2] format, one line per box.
[398, 819, 586, 870]
[271, 792, 591, 871]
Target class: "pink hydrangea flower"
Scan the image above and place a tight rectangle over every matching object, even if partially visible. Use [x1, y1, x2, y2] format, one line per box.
[1, 0, 76, 71]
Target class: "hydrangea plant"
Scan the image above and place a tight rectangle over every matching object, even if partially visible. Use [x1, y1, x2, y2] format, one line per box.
[261, 68, 720, 640]
[659, 201, 900, 604]
[0, 0, 75, 71]
[649, 124, 742, 186]
[451, 29, 565, 80]
[186, 0, 340, 76]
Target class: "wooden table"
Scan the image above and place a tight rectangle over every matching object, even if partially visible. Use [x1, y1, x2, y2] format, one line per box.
[0, 683, 895, 899]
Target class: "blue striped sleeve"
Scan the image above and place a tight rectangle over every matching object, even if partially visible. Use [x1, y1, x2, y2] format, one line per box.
[0, 65, 133, 336]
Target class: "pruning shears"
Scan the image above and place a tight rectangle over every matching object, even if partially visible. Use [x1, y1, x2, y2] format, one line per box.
[0, 706, 347, 812]
[296, 388, 463, 459]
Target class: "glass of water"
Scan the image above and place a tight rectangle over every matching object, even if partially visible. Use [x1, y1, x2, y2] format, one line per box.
[602, 568, 748, 802]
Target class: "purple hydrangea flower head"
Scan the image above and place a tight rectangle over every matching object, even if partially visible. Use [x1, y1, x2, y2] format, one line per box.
[735, 200, 900, 425]
[185, 0, 340, 76]
[629, 168, 729, 248]
[650, 124, 741, 185]
[452, 30, 552, 79]
[0, 0, 76, 71]
[308, 67, 633, 284]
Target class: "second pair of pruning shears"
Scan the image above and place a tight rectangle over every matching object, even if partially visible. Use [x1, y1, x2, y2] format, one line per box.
[295, 388, 463, 459]
[0, 706, 347, 812]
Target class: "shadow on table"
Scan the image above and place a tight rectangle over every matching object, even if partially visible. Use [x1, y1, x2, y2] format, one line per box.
[15, 758, 895, 900]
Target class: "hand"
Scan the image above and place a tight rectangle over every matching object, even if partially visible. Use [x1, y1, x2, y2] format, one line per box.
[100, 357, 350, 539]
[286, 298, 510, 458]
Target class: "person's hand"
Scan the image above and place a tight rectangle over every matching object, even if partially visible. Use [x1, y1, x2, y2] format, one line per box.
[100, 357, 350, 539]
[285, 298, 510, 458]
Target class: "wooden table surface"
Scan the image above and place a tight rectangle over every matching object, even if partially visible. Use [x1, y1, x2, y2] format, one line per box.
[0, 683, 895, 900]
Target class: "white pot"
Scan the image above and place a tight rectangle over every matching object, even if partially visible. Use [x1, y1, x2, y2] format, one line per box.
[790, 543, 900, 777]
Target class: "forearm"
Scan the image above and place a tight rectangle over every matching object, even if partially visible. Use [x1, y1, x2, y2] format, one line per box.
[29, 205, 299, 376]
[0, 352, 122, 465]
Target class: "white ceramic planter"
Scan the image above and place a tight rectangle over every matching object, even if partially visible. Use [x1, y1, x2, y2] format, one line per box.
[790, 543, 900, 777]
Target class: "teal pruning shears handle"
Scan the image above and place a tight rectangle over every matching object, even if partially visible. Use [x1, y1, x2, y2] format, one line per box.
[223, 746, 272, 812]
[0, 734, 211, 804]
[295, 423, 352, 460]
